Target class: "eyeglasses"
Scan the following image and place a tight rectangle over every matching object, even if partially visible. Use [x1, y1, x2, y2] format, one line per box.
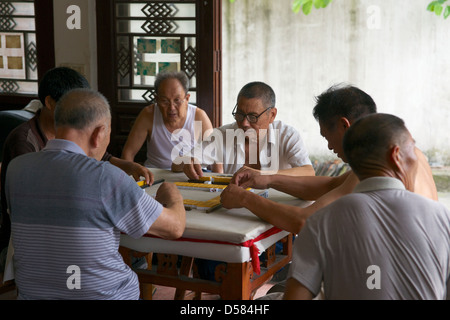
[232, 104, 273, 123]
[157, 96, 187, 108]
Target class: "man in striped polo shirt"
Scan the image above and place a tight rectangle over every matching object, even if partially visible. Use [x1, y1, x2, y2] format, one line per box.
[5, 88, 185, 299]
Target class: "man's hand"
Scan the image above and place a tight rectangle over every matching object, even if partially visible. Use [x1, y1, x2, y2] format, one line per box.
[109, 156, 154, 185]
[129, 162, 154, 185]
[183, 159, 204, 180]
[155, 182, 184, 207]
[231, 166, 271, 189]
[220, 184, 248, 209]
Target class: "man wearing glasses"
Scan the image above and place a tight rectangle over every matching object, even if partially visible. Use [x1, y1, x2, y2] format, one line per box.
[182, 81, 315, 180]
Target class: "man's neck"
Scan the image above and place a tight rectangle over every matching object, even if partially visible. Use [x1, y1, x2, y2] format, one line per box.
[244, 138, 261, 170]
[39, 109, 56, 141]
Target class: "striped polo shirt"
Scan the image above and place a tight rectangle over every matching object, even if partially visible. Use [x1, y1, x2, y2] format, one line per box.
[5, 139, 163, 300]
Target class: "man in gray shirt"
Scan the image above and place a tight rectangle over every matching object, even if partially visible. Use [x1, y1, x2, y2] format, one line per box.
[284, 113, 450, 300]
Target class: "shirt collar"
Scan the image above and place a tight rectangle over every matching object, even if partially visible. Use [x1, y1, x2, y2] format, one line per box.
[232, 122, 276, 149]
[43, 139, 87, 156]
[353, 176, 406, 194]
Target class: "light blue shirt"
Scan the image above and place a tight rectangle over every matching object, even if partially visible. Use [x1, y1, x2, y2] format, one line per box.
[6, 139, 163, 300]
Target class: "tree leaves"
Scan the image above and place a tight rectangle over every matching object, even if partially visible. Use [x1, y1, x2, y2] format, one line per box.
[292, 0, 333, 15]
[229, 0, 447, 20]
[427, 0, 450, 19]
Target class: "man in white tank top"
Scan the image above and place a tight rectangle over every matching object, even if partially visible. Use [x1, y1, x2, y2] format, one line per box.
[121, 71, 214, 170]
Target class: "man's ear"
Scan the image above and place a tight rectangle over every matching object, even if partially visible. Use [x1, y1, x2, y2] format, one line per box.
[269, 107, 277, 123]
[339, 117, 351, 131]
[90, 125, 106, 149]
[44, 95, 56, 111]
[389, 145, 402, 170]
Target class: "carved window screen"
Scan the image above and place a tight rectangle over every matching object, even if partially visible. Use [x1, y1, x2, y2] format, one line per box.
[0, 1, 38, 95]
[114, 1, 198, 105]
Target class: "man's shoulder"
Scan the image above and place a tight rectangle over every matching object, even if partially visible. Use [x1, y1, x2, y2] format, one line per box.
[5, 117, 34, 143]
[3, 118, 40, 162]
[218, 122, 238, 131]
[271, 120, 300, 136]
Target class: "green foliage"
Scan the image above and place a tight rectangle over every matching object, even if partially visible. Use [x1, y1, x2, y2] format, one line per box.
[292, 0, 333, 15]
[229, 0, 448, 19]
[427, 0, 450, 19]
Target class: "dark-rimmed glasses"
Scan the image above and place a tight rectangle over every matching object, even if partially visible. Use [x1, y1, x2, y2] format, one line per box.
[232, 104, 273, 123]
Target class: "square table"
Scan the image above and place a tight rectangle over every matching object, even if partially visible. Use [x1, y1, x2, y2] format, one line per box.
[119, 168, 311, 300]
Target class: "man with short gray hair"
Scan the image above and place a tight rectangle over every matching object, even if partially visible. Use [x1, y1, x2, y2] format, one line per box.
[5, 88, 185, 300]
[284, 113, 450, 300]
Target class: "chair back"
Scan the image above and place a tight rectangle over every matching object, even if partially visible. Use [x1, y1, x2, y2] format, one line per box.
[0, 110, 35, 162]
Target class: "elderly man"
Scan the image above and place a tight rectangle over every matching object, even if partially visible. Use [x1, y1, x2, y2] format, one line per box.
[284, 113, 450, 300]
[5, 89, 185, 300]
[221, 85, 438, 234]
[182, 81, 315, 179]
[0, 67, 153, 268]
[0, 67, 154, 267]
[121, 71, 214, 170]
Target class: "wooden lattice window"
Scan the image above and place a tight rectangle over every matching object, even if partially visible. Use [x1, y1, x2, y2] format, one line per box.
[0, 0, 55, 110]
[0, 1, 38, 95]
[97, 0, 222, 160]
[115, 1, 199, 104]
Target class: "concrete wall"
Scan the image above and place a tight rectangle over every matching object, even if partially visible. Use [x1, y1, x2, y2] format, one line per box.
[222, 0, 450, 165]
[51, 0, 450, 164]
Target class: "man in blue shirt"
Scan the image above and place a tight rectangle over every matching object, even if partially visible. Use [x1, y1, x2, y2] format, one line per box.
[5, 88, 185, 299]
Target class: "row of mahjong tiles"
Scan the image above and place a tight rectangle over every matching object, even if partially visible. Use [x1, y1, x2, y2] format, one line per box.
[137, 176, 268, 213]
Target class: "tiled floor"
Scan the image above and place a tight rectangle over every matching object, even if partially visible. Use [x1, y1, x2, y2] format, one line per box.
[0, 281, 275, 300]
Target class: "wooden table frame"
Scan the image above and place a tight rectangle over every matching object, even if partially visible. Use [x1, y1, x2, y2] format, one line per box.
[119, 233, 293, 300]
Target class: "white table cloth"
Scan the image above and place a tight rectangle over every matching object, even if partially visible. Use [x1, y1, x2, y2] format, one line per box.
[120, 168, 312, 274]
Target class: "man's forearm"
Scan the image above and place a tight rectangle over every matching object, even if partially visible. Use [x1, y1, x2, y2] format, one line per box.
[276, 165, 315, 177]
[240, 191, 307, 234]
[267, 174, 337, 201]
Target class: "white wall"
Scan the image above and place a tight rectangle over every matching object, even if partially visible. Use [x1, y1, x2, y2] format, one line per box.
[51, 0, 450, 164]
[222, 0, 450, 165]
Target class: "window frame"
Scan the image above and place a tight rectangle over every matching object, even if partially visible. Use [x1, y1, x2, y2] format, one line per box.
[96, 0, 222, 160]
[0, 0, 55, 111]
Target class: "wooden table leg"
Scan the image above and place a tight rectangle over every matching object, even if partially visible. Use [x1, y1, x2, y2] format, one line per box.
[219, 262, 253, 300]
[174, 256, 195, 300]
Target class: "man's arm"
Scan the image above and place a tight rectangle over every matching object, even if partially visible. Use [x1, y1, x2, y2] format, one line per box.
[267, 170, 354, 200]
[283, 278, 314, 300]
[109, 156, 154, 185]
[270, 164, 316, 177]
[414, 147, 438, 200]
[221, 184, 308, 233]
[147, 182, 186, 239]
[234, 166, 354, 201]
[122, 106, 153, 162]
[221, 172, 359, 234]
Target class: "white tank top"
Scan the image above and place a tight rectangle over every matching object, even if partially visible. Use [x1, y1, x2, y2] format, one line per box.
[145, 104, 197, 169]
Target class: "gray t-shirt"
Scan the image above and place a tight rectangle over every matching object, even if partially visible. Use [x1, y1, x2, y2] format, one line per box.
[289, 177, 450, 300]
